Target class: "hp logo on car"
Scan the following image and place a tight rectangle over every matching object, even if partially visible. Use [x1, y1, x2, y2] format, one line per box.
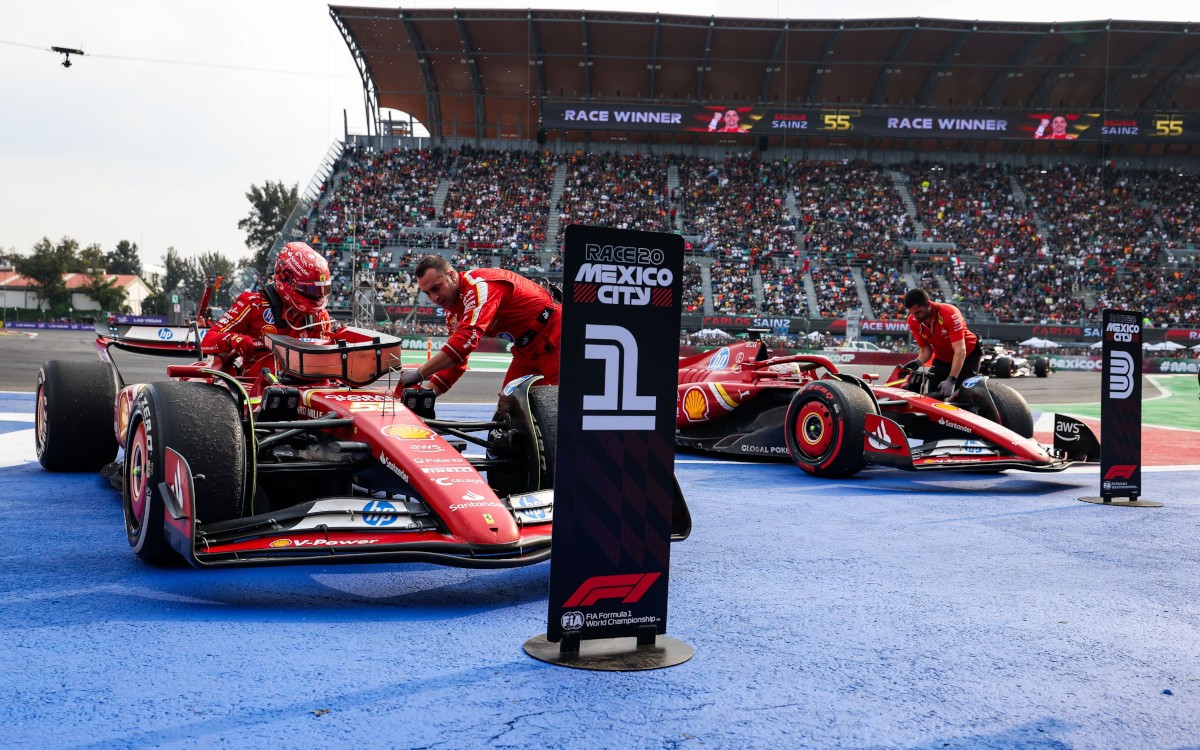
[156, 328, 174, 340]
[361, 500, 398, 527]
[560, 611, 584, 630]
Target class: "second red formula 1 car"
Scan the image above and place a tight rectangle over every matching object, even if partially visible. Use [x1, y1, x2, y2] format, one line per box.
[676, 337, 1098, 478]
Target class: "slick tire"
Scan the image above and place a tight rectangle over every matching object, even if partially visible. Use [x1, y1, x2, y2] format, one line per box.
[784, 379, 876, 479]
[993, 356, 1014, 379]
[1033, 356, 1050, 378]
[123, 381, 246, 564]
[528, 385, 559, 490]
[34, 360, 119, 472]
[987, 381, 1034, 439]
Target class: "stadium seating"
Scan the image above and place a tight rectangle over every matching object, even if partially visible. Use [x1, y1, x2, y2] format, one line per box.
[300, 146, 1200, 329]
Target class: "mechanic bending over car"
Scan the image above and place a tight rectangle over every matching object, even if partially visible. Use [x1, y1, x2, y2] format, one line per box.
[403, 254, 561, 395]
[903, 287, 982, 399]
[201, 241, 334, 375]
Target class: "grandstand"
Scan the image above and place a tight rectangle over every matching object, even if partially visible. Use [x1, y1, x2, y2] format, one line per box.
[272, 8, 1200, 341]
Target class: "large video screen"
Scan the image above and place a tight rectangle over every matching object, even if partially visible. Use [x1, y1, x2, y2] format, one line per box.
[541, 103, 1195, 143]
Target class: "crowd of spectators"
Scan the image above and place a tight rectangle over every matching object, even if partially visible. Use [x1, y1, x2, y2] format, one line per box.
[678, 154, 799, 263]
[301, 146, 1200, 327]
[1094, 263, 1200, 327]
[1129, 170, 1200, 248]
[810, 260, 860, 318]
[946, 262, 1088, 323]
[708, 259, 759, 314]
[862, 266, 909, 320]
[438, 147, 558, 261]
[555, 152, 673, 246]
[759, 261, 811, 317]
[904, 162, 1044, 263]
[1017, 163, 1164, 267]
[682, 260, 705, 314]
[310, 145, 452, 249]
[793, 160, 914, 265]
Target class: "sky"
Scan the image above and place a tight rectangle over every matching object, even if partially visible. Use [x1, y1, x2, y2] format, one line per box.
[2, 0, 1197, 270]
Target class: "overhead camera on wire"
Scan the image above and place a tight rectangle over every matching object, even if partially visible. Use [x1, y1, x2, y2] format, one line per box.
[51, 46, 85, 68]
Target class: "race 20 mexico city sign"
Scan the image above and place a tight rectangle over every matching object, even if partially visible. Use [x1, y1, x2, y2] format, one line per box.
[540, 225, 688, 662]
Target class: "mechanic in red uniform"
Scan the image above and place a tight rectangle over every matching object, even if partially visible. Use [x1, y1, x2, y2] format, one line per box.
[201, 242, 334, 375]
[400, 254, 560, 394]
[903, 287, 981, 399]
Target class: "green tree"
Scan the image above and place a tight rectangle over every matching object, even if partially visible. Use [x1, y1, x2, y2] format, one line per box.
[105, 240, 143, 276]
[238, 180, 298, 274]
[14, 236, 77, 313]
[141, 273, 163, 316]
[72, 243, 107, 274]
[140, 247, 188, 316]
[81, 272, 128, 313]
[181, 251, 237, 310]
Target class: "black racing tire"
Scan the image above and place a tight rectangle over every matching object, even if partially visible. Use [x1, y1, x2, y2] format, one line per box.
[123, 381, 247, 564]
[986, 381, 1034, 439]
[35, 360, 119, 472]
[784, 379, 876, 479]
[1033, 356, 1050, 378]
[527, 385, 559, 490]
[993, 356, 1014, 379]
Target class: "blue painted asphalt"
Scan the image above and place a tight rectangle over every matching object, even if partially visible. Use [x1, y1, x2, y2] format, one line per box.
[3, 391, 1200, 749]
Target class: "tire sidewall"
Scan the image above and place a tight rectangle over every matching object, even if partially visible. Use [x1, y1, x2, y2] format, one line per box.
[785, 380, 869, 478]
[34, 367, 50, 464]
[123, 388, 167, 558]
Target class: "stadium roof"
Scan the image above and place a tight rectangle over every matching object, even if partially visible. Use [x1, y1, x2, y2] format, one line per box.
[330, 7, 1200, 146]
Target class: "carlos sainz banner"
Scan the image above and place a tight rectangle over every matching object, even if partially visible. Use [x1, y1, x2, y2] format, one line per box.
[547, 225, 684, 643]
[542, 102, 1196, 143]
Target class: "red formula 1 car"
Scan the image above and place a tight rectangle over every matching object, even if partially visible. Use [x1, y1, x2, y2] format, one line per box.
[676, 338, 1098, 478]
[34, 321, 691, 568]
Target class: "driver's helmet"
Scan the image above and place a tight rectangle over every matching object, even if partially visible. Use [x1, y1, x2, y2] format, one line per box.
[274, 242, 331, 315]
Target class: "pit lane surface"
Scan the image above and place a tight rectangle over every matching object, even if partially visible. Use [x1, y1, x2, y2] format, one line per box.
[3, 333, 1200, 749]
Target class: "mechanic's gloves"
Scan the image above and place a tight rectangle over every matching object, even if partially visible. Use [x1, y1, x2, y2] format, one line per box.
[937, 376, 957, 399]
[399, 368, 424, 387]
[902, 359, 923, 371]
[232, 335, 260, 363]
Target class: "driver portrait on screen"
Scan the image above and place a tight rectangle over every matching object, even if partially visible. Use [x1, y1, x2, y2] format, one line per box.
[708, 108, 745, 133]
[1034, 114, 1077, 140]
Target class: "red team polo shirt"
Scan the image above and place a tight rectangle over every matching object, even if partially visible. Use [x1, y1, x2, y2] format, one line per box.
[430, 268, 561, 394]
[907, 301, 978, 363]
[201, 288, 333, 371]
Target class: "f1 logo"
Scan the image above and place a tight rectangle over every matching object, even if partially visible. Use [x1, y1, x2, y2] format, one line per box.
[583, 324, 656, 430]
[1108, 351, 1134, 399]
[1103, 465, 1137, 480]
[563, 572, 661, 607]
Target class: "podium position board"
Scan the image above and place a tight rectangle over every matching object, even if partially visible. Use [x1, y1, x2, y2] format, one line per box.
[1080, 309, 1160, 507]
[528, 225, 689, 669]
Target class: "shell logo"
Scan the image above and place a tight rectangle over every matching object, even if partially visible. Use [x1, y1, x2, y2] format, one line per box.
[270, 539, 292, 547]
[933, 402, 960, 411]
[683, 387, 709, 421]
[383, 424, 436, 440]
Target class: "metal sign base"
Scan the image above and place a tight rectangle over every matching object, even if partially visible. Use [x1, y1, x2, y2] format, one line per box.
[1078, 496, 1163, 507]
[524, 632, 693, 672]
